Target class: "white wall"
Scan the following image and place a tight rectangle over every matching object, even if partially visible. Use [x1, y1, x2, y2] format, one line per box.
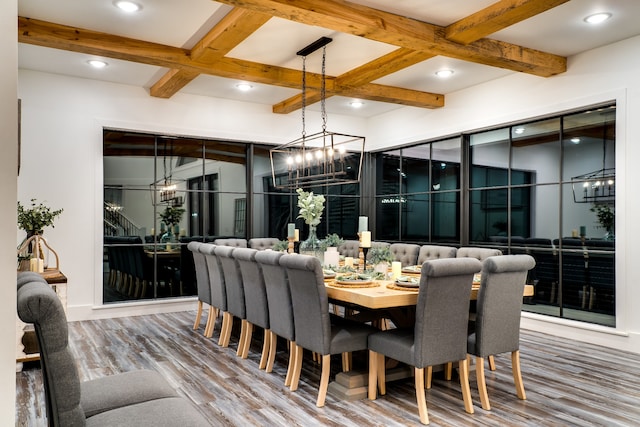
[367, 35, 640, 352]
[2, 0, 18, 424]
[16, 33, 640, 353]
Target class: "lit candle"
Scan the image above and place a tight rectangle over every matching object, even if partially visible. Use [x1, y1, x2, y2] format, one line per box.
[360, 231, 371, 248]
[30, 258, 39, 272]
[392, 262, 402, 280]
[294, 229, 299, 242]
[150, 227, 155, 236]
[288, 223, 295, 239]
[358, 216, 368, 232]
[571, 229, 578, 238]
[38, 259, 44, 273]
[344, 257, 354, 267]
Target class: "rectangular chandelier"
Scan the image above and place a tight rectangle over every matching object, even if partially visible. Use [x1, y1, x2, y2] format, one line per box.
[270, 130, 365, 189]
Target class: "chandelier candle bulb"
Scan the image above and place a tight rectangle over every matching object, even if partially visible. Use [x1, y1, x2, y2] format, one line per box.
[358, 216, 368, 232]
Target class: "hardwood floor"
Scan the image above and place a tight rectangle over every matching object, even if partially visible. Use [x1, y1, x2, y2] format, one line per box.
[16, 310, 640, 426]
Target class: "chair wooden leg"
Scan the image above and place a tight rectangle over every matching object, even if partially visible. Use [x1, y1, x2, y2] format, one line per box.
[218, 312, 233, 347]
[284, 340, 295, 386]
[445, 362, 453, 380]
[317, 354, 331, 407]
[476, 356, 491, 410]
[425, 366, 432, 389]
[414, 367, 429, 425]
[368, 350, 378, 400]
[240, 321, 253, 359]
[488, 355, 496, 371]
[377, 352, 386, 396]
[512, 350, 526, 400]
[459, 358, 474, 414]
[204, 306, 215, 338]
[266, 332, 277, 374]
[258, 329, 270, 369]
[193, 301, 203, 330]
[289, 344, 304, 391]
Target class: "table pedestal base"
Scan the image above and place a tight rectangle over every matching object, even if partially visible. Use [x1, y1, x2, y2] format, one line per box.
[328, 366, 413, 401]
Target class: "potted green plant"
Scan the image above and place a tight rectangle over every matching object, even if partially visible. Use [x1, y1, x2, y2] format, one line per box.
[368, 245, 394, 274]
[590, 204, 614, 239]
[272, 239, 289, 252]
[159, 206, 185, 230]
[320, 233, 344, 251]
[18, 198, 63, 236]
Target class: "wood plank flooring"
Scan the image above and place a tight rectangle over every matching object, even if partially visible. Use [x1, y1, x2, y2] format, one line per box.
[16, 310, 640, 426]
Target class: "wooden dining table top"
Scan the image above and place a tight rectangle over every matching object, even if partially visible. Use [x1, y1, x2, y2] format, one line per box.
[324, 279, 534, 310]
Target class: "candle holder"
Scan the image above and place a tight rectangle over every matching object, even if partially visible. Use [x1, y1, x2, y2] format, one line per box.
[358, 247, 365, 272]
[288, 237, 295, 254]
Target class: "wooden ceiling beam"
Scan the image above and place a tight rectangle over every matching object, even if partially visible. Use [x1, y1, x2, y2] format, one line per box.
[445, 0, 570, 45]
[19, 17, 440, 110]
[150, 8, 270, 98]
[214, 0, 566, 77]
[273, 48, 440, 114]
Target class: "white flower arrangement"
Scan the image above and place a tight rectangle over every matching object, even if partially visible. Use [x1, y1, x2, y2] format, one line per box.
[296, 188, 325, 226]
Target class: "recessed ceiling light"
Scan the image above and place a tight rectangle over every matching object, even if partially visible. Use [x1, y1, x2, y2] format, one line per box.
[114, 1, 142, 13]
[514, 127, 525, 134]
[584, 12, 611, 24]
[350, 100, 364, 108]
[87, 59, 108, 69]
[571, 137, 581, 144]
[435, 69, 454, 78]
[235, 83, 253, 91]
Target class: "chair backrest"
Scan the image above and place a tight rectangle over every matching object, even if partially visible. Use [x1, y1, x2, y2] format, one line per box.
[189, 241, 211, 305]
[413, 258, 482, 368]
[472, 255, 536, 357]
[337, 240, 360, 258]
[215, 245, 245, 319]
[248, 238, 280, 250]
[457, 247, 503, 261]
[279, 254, 331, 354]
[232, 247, 269, 329]
[17, 277, 86, 427]
[390, 243, 420, 266]
[201, 243, 227, 311]
[417, 244, 457, 264]
[214, 238, 248, 248]
[255, 250, 294, 341]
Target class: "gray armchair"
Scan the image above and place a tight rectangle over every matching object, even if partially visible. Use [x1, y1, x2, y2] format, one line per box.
[215, 245, 246, 353]
[368, 257, 482, 425]
[202, 243, 229, 342]
[337, 240, 360, 258]
[279, 254, 376, 407]
[213, 238, 247, 248]
[457, 246, 503, 260]
[467, 254, 536, 410]
[16, 275, 210, 427]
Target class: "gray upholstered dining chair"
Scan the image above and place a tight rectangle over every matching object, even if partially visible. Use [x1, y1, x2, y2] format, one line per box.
[467, 254, 536, 410]
[389, 243, 420, 266]
[213, 238, 247, 248]
[232, 247, 270, 364]
[202, 243, 230, 342]
[254, 250, 296, 385]
[367, 257, 482, 425]
[337, 239, 360, 258]
[279, 253, 376, 407]
[457, 246, 503, 260]
[248, 237, 280, 250]
[417, 244, 457, 264]
[215, 245, 247, 354]
[17, 275, 210, 427]
[188, 241, 215, 336]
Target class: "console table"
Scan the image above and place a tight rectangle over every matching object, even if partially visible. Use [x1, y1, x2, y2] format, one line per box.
[16, 270, 67, 371]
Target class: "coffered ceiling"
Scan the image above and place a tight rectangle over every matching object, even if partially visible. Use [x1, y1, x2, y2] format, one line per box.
[17, 0, 640, 118]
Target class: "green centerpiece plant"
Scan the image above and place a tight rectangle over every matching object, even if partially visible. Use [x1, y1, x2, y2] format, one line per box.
[320, 233, 344, 251]
[296, 188, 325, 255]
[590, 204, 615, 239]
[159, 206, 185, 244]
[18, 199, 63, 236]
[368, 245, 394, 265]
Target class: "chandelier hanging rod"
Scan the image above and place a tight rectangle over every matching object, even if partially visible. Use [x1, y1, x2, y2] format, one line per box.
[296, 36, 332, 57]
